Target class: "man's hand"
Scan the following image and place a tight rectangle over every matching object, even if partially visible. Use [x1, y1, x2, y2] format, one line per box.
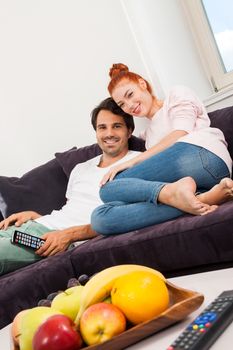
[35, 225, 97, 257]
[35, 230, 71, 257]
[0, 211, 41, 230]
[100, 159, 134, 186]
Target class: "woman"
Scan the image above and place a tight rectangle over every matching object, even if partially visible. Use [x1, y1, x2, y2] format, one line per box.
[91, 63, 233, 235]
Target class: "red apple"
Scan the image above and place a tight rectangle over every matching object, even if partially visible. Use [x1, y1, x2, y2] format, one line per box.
[32, 314, 82, 350]
[80, 302, 126, 346]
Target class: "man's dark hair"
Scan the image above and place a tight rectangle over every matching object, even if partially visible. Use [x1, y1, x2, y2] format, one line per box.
[91, 97, 135, 132]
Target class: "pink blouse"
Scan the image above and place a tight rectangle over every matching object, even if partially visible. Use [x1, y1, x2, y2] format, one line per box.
[141, 85, 232, 175]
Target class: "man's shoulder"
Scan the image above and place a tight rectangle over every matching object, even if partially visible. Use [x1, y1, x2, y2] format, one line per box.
[126, 150, 142, 157]
[71, 154, 102, 174]
[70, 151, 140, 175]
[119, 150, 141, 163]
[167, 85, 200, 104]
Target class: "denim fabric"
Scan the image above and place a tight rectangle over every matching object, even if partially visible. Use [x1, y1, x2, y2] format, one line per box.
[0, 220, 51, 275]
[91, 201, 183, 234]
[114, 143, 230, 187]
[100, 178, 165, 204]
[92, 143, 230, 235]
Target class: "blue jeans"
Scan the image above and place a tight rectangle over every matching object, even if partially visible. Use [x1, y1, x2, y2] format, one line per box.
[91, 143, 230, 234]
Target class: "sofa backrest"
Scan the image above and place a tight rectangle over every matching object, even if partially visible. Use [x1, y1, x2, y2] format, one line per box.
[208, 106, 233, 164]
[0, 107, 232, 220]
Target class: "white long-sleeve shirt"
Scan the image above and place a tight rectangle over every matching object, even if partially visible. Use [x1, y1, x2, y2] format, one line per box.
[141, 85, 232, 175]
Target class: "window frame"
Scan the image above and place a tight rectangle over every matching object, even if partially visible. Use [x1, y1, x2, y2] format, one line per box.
[181, 0, 233, 92]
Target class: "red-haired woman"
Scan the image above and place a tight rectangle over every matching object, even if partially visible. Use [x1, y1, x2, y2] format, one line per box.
[91, 64, 233, 235]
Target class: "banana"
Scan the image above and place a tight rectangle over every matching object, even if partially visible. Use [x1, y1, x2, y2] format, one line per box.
[74, 264, 165, 326]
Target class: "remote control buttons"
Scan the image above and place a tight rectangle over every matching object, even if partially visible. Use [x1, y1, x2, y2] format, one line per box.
[12, 231, 45, 250]
[167, 291, 233, 350]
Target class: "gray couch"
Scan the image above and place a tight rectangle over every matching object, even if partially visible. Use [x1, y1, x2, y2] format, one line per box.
[0, 106, 233, 329]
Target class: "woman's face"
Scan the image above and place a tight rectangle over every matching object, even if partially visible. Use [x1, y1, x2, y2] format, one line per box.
[111, 78, 154, 118]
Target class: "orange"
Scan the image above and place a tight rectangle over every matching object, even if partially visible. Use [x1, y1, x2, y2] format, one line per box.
[111, 270, 169, 324]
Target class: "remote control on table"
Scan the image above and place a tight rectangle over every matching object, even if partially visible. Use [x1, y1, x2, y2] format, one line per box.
[11, 230, 45, 250]
[167, 290, 233, 350]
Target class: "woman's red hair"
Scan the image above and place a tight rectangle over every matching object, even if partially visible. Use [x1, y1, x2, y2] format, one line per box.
[108, 63, 153, 95]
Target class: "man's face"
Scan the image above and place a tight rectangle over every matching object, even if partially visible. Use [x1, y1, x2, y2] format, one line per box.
[96, 109, 132, 158]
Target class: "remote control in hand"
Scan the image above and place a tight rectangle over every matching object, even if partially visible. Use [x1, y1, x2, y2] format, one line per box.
[167, 290, 233, 350]
[11, 230, 45, 250]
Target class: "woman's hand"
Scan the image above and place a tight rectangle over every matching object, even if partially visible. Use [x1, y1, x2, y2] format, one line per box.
[100, 159, 134, 186]
[0, 211, 41, 230]
[35, 230, 71, 257]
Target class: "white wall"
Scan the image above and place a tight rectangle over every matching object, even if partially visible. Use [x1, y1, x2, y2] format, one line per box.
[122, 0, 233, 112]
[1, 0, 232, 176]
[122, 0, 212, 99]
[0, 0, 148, 176]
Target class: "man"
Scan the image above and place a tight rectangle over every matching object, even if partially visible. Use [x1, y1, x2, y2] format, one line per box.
[0, 98, 141, 275]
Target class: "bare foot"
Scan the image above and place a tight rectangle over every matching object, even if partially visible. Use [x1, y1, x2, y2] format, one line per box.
[197, 178, 233, 205]
[158, 177, 217, 216]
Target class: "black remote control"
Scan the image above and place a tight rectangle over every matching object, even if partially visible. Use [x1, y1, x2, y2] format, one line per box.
[167, 290, 233, 350]
[11, 230, 45, 250]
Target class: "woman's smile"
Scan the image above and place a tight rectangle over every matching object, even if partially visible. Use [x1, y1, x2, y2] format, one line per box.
[132, 103, 141, 115]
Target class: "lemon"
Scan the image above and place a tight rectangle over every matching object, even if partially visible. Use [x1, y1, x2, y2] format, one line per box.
[111, 270, 169, 324]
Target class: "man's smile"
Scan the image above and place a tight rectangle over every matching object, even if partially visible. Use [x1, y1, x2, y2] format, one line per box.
[103, 137, 120, 145]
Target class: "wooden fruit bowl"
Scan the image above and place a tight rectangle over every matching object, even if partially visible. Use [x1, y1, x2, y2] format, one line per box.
[84, 281, 204, 350]
[11, 281, 204, 350]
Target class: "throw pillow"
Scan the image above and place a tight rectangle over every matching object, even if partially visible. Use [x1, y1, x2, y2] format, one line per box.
[0, 158, 67, 219]
[209, 106, 233, 161]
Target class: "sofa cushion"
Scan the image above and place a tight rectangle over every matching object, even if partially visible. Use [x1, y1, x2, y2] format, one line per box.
[55, 135, 146, 177]
[0, 159, 67, 218]
[70, 201, 233, 277]
[0, 248, 75, 329]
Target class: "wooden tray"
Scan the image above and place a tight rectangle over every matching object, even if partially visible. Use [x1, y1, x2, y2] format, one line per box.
[84, 281, 204, 350]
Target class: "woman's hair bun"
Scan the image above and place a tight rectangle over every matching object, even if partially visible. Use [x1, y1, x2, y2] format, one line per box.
[109, 63, 129, 78]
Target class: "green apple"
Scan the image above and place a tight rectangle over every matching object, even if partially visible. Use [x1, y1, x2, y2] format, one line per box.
[51, 285, 84, 321]
[18, 306, 63, 350]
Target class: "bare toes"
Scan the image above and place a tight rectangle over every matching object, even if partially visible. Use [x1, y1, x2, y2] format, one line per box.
[200, 204, 218, 216]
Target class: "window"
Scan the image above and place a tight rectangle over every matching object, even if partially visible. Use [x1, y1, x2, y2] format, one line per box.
[181, 0, 233, 92]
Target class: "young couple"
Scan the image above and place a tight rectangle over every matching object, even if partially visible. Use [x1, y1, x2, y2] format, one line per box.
[91, 63, 233, 234]
[0, 64, 232, 275]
